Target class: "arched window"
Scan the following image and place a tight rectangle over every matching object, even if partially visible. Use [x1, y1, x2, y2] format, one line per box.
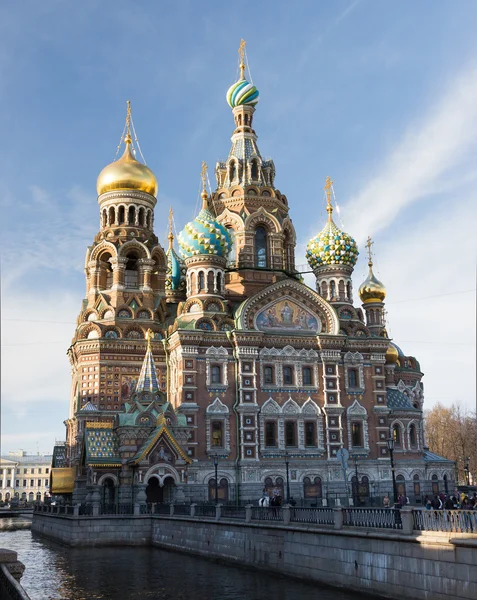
[346, 281, 352, 301]
[198, 271, 205, 291]
[211, 365, 221, 384]
[369, 310, 375, 324]
[316, 283, 321, 296]
[118, 205, 125, 224]
[351, 422, 363, 447]
[396, 474, 406, 497]
[330, 280, 336, 299]
[264, 366, 274, 384]
[211, 421, 223, 447]
[321, 281, 328, 299]
[102, 209, 107, 228]
[393, 424, 401, 446]
[229, 161, 236, 182]
[216, 272, 222, 293]
[98, 252, 113, 290]
[108, 206, 115, 226]
[251, 160, 259, 180]
[138, 207, 145, 227]
[348, 369, 358, 388]
[409, 424, 416, 447]
[443, 474, 449, 493]
[190, 272, 196, 294]
[207, 271, 214, 293]
[283, 366, 293, 385]
[338, 280, 345, 299]
[304, 476, 322, 500]
[128, 205, 135, 225]
[146, 210, 151, 229]
[285, 421, 296, 447]
[208, 478, 229, 502]
[302, 367, 312, 386]
[413, 474, 421, 501]
[255, 227, 267, 268]
[125, 252, 139, 289]
[304, 422, 316, 447]
[226, 228, 236, 265]
[431, 474, 439, 495]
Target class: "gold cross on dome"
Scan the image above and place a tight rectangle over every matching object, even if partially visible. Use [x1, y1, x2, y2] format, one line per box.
[145, 328, 154, 350]
[238, 39, 246, 79]
[324, 176, 333, 217]
[201, 161, 208, 192]
[366, 236, 374, 262]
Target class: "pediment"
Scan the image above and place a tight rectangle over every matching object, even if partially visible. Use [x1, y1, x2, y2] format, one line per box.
[237, 279, 339, 335]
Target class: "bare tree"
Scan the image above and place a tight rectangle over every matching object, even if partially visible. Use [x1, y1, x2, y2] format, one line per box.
[425, 403, 476, 485]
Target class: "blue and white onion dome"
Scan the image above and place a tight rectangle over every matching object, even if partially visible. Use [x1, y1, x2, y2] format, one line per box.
[166, 246, 186, 291]
[178, 198, 231, 258]
[306, 213, 358, 270]
[226, 77, 259, 108]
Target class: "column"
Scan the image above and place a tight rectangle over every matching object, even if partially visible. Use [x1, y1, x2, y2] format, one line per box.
[138, 258, 155, 292]
[110, 257, 128, 290]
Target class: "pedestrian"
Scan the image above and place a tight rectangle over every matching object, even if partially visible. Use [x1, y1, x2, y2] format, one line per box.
[383, 494, 390, 508]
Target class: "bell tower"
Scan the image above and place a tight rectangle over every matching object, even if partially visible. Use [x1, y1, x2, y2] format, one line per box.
[211, 40, 297, 299]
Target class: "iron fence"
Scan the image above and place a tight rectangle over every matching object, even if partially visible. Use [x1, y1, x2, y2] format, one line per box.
[290, 506, 334, 525]
[221, 505, 246, 519]
[414, 509, 477, 533]
[194, 504, 216, 518]
[343, 508, 402, 530]
[251, 506, 283, 522]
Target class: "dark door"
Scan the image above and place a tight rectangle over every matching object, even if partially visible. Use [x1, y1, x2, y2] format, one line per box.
[146, 478, 163, 503]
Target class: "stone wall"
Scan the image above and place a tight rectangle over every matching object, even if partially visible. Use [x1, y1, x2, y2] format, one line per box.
[32, 514, 151, 547]
[32, 513, 477, 600]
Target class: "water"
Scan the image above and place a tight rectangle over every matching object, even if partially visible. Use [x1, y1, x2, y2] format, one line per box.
[2, 525, 369, 600]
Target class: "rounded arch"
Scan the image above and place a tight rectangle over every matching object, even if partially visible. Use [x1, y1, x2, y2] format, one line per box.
[127, 204, 136, 225]
[80, 323, 101, 340]
[196, 318, 215, 331]
[244, 207, 281, 234]
[97, 473, 119, 487]
[90, 241, 118, 262]
[103, 327, 122, 339]
[118, 240, 151, 259]
[123, 325, 145, 339]
[203, 472, 234, 485]
[144, 464, 181, 485]
[216, 208, 245, 233]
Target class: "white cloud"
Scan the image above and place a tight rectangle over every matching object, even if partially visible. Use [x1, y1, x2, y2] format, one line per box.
[344, 61, 477, 243]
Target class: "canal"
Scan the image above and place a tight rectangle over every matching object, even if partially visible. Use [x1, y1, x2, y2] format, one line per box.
[2, 525, 370, 600]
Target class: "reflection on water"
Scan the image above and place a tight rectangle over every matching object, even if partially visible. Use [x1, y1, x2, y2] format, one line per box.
[3, 527, 368, 600]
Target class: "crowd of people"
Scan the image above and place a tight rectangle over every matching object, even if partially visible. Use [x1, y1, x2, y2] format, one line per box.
[382, 491, 477, 510]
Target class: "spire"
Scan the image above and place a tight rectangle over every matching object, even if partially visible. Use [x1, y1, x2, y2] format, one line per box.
[201, 161, 209, 209]
[324, 176, 334, 221]
[365, 235, 374, 267]
[168, 207, 174, 250]
[238, 39, 246, 80]
[135, 329, 160, 394]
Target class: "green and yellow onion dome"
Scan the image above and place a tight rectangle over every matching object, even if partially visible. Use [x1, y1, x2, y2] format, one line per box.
[358, 262, 386, 303]
[178, 198, 231, 259]
[166, 246, 186, 291]
[306, 218, 358, 270]
[226, 78, 260, 108]
[97, 134, 158, 197]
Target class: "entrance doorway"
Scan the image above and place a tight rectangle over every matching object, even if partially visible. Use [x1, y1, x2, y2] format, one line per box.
[146, 477, 162, 503]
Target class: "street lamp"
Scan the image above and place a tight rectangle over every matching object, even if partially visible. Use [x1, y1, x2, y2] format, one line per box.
[213, 455, 219, 506]
[284, 450, 290, 503]
[387, 436, 398, 505]
[464, 456, 470, 486]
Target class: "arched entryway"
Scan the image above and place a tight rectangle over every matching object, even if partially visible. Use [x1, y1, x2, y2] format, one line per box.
[146, 475, 176, 503]
[101, 478, 116, 507]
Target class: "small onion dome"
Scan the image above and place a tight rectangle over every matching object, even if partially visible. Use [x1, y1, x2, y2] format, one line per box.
[306, 217, 358, 270]
[385, 342, 399, 365]
[178, 193, 231, 258]
[358, 261, 386, 303]
[97, 134, 158, 197]
[226, 78, 259, 108]
[165, 247, 186, 291]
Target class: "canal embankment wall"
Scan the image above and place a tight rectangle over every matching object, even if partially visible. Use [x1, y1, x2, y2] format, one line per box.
[32, 511, 477, 600]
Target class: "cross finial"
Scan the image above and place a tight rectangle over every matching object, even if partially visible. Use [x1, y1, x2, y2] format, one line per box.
[125, 100, 132, 142]
[168, 207, 174, 249]
[324, 176, 334, 219]
[201, 161, 208, 192]
[238, 39, 246, 80]
[365, 235, 374, 266]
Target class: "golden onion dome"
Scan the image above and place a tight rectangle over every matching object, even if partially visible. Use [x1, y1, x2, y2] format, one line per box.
[385, 343, 399, 365]
[358, 260, 386, 303]
[96, 134, 158, 197]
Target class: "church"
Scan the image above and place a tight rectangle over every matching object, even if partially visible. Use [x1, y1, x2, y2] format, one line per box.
[52, 42, 454, 507]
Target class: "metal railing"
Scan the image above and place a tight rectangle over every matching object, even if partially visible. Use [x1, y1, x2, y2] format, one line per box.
[194, 504, 216, 518]
[0, 564, 31, 600]
[343, 508, 403, 530]
[414, 509, 477, 533]
[251, 507, 283, 522]
[221, 505, 246, 520]
[291, 506, 334, 526]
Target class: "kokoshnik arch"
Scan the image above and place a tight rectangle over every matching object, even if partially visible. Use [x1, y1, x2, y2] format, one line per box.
[52, 41, 454, 506]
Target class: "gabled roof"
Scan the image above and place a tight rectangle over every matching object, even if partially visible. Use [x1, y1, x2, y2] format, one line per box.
[79, 401, 99, 412]
[386, 387, 419, 411]
[128, 422, 191, 465]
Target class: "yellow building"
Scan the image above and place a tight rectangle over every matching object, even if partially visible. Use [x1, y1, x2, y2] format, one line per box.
[0, 451, 52, 504]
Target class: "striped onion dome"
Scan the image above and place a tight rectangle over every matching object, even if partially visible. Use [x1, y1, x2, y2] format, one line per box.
[226, 78, 260, 108]
[178, 203, 231, 258]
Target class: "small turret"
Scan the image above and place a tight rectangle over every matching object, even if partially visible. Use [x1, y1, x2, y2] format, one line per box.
[358, 237, 386, 335]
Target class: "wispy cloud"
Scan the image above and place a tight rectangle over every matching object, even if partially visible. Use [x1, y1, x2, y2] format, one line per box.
[336, 0, 362, 24]
[345, 61, 477, 242]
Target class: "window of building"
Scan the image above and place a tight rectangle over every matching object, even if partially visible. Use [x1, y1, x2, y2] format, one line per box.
[30, 469, 35, 474]
[208, 478, 229, 502]
[23, 480, 26, 487]
[393, 424, 401, 446]
[37, 479, 41, 486]
[45, 480, 49, 487]
[351, 422, 363, 447]
[413, 474, 421, 501]
[409, 424, 416, 446]
[38, 468, 42, 474]
[431, 474, 439, 495]
[348, 369, 358, 388]
[304, 476, 322, 499]
[6, 480, 11, 488]
[30, 479, 34, 487]
[211, 365, 221, 384]
[16, 480, 19, 487]
[302, 367, 312, 386]
[7, 469, 11, 475]
[23, 469, 27, 474]
[283, 366, 293, 385]
[255, 227, 268, 268]
[305, 422, 316, 447]
[285, 421, 296, 447]
[198, 271, 205, 291]
[264, 366, 274, 385]
[265, 422, 277, 447]
[211, 421, 223, 448]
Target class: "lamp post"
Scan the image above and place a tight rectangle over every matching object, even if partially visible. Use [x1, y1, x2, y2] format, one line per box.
[213, 455, 219, 506]
[353, 455, 359, 506]
[464, 456, 470, 486]
[284, 450, 290, 503]
[387, 437, 398, 505]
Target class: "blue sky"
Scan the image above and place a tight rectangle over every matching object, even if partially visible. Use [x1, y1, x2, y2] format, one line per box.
[1, 0, 476, 454]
